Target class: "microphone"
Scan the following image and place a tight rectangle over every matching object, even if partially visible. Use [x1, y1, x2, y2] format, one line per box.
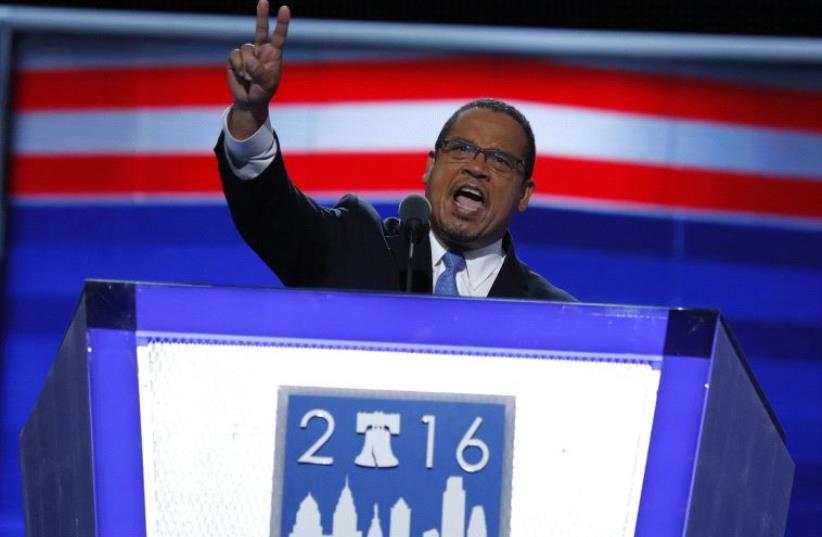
[398, 194, 431, 292]
[399, 194, 431, 245]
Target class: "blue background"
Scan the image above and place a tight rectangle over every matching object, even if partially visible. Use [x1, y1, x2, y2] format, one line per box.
[1, 198, 820, 535]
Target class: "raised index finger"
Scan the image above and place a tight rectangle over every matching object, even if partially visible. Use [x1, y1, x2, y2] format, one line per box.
[254, 0, 271, 47]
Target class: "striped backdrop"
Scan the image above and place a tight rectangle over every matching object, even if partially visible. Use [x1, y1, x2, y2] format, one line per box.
[2, 34, 821, 536]
[9, 52, 822, 220]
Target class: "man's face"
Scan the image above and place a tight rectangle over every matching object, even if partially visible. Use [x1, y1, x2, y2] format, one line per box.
[423, 108, 534, 252]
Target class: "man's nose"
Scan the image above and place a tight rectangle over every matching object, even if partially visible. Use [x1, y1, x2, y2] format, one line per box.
[465, 150, 491, 176]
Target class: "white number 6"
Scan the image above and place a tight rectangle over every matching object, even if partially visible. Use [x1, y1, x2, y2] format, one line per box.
[456, 417, 489, 473]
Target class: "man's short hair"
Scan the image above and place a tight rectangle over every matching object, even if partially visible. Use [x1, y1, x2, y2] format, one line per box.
[435, 98, 536, 180]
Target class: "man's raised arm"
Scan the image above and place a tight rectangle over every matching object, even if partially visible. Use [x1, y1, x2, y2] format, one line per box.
[226, 0, 290, 140]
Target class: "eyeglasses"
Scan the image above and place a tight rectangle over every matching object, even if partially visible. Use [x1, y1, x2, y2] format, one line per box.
[436, 138, 525, 177]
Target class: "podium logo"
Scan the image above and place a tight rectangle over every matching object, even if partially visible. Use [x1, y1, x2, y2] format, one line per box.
[271, 388, 515, 537]
[355, 412, 400, 468]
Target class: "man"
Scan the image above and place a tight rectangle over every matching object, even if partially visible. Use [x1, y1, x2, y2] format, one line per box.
[216, 0, 574, 301]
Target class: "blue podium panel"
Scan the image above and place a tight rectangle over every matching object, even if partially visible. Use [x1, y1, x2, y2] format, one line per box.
[684, 324, 794, 536]
[18, 300, 96, 537]
[19, 281, 792, 537]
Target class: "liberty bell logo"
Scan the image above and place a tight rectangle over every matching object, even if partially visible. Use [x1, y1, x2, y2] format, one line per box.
[354, 411, 400, 468]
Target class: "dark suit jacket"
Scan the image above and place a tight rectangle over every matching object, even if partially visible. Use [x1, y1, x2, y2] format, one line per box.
[216, 134, 575, 302]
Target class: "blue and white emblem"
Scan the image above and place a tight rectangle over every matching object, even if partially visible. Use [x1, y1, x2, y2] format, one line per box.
[271, 387, 515, 537]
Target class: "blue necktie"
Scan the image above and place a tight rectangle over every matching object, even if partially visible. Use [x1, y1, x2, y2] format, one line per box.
[435, 251, 466, 296]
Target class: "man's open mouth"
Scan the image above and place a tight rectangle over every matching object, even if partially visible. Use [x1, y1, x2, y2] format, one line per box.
[453, 185, 485, 212]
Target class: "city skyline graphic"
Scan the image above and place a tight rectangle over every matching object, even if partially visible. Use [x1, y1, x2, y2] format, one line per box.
[287, 476, 487, 537]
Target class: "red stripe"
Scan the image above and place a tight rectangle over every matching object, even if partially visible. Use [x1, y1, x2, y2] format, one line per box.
[9, 153, 822, 219]
[6, 154, 426, 194]
[540, 156, 822, 218]
[9, 155, 223, 194]
[13, 58, 822, 133]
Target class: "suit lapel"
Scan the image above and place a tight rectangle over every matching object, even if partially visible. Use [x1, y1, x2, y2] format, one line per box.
[488, 256, 526, 298]
[488, 234, 528, 298]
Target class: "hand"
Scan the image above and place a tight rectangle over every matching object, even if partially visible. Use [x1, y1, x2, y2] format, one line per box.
[227, 1, 290, 137]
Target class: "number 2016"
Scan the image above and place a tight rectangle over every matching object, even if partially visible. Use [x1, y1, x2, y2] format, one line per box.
[297, 410, 490, 473]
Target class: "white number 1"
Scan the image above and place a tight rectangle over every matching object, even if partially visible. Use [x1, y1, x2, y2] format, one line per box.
[421, 414, 436, 469]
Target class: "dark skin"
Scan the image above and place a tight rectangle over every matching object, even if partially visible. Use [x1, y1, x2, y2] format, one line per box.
[226, 1, 535, 253]
[423, 109, 534, 252]
[226, 0, 290, 139]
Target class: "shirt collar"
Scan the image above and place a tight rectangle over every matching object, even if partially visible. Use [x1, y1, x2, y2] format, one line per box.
[430, 230, 505, 289]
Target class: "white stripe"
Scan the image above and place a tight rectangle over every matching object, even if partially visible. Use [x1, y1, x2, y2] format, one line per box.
[13, 101, 822, 179]
[519, 101, 822, 179]
[14, 107, 224, 155]
[15, 34, 435, 70]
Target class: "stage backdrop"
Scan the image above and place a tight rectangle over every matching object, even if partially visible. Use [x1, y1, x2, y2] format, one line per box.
[1, 29, 821, 537]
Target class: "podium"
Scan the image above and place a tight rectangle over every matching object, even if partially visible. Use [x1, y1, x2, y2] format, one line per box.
[20, 281, 793, 537]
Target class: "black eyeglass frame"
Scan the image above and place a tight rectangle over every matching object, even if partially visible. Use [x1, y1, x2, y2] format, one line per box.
[436, 138, 526, 176]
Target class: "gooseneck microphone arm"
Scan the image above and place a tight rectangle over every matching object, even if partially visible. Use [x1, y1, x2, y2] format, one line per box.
[399, 194, 431, 293]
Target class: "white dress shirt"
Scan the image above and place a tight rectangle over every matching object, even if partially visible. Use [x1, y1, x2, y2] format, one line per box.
[429, 231, 505, 297]
[222, 107, 278, 180]
[222, 109, 507, 296]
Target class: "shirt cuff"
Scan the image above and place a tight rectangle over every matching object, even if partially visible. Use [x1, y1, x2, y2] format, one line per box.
[221, 106, 279, 180]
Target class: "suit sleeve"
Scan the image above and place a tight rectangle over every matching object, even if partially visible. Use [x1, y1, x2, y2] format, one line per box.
[215, 131, 350, 287]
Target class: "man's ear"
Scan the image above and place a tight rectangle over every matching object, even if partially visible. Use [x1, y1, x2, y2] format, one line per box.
[518, 179, 535, 212]
[422, 150, 435, 185]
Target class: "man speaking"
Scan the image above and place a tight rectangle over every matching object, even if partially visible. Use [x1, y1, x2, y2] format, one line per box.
[216, 0, 574, 301]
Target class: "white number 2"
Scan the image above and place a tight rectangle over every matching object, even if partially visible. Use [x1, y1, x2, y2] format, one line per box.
[297, 409, 335, 465]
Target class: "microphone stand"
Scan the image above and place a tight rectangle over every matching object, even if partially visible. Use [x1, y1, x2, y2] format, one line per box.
[406, 240, 416, 293]
[404, 219, 423, 293]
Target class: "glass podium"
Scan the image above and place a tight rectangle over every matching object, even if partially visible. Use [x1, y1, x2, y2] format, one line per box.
[20, 281, 793, 537]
